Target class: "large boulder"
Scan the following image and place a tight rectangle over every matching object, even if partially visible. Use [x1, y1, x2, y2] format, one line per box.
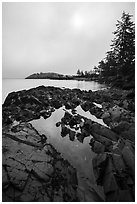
[91, 123, 119, 142]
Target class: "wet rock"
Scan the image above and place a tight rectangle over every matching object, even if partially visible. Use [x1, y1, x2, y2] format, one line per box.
[72, 97, 81, 106]
[102, 112, 111, 125]
[118, 190, 133, 202]
[122, 99, 129, 109]
[3, 91, 19, 107]
[51, 99, 62, 109]
[64, 102, 72, 110]
[6, 158, 29, 190]
[92, 153, 107, 181]
[32, 163, 53, 182]
[91, 123, 118, 142]
[103, 172, 118, 194]
[110, 121, 131, 134]
[2, 167, 9, 189]
[112, 154, 125, 174]
[71, 109, 77, 115]
[90, 139, 105, 153]
[91, 133, 113, 149]
[109, 105, 124, 122]
[120, 125, 135, 142]
[20, 175, 50, 202]
[2, 121, 79, 202]
[122, 146, 135, 177]
[81, 101, 91, 112]
[89, 105, 103, 119]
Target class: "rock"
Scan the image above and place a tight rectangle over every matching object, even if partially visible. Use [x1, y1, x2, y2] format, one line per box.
[120, 125, 135, 142]
[122, 146, 135, 177]
[90, 140, 105, 154]
[81, 101, 91, 112]
[92, 153, 107, 181]
[91, 123, 118, 142]
[109, 105, 123, 122]
[64, 102, 72, 110]
[112, 154, 125, 174]
[71, 109, 77, 115]
[71, 97, 81, 106]
[103, 172, 118, 194]
[3, 120, 79, 202]
[32, 162, 53, 181]
[104, 156, 115, 176]
[2, 166, 9, 189]
[102, 112, 110, 119]
[122, 99, 129, 109]
[106, 191, 118, 202]
[20, 175, 50, 202]
[51, 100, 62, 109]
[3, 91, 18, 106]
[89, 105, 103, 119]
[118, 190, 133, 202]
[110, 121, 131, 134]
[102, 112, 111, 125]
[91, 133, 113, 149]
[6, 159, 29, 190]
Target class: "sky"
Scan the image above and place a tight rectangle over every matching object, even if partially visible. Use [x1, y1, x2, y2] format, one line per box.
[2, 2, 135, 79]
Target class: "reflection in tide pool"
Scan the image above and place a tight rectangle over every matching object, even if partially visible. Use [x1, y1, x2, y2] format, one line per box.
[31, 107, 96, 184]
[31, 105, 106, 187]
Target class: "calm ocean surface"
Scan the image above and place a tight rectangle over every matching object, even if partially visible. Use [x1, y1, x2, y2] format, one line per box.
[2, 78, 106, 103]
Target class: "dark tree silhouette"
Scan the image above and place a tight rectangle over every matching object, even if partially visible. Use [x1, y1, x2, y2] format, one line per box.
[110, 11, 135, 77]
[77, 69, 81, 76]
[97, 12, 135, 88]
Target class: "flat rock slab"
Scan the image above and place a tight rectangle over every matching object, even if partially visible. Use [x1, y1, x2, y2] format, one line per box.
[2, 122, 79, 202]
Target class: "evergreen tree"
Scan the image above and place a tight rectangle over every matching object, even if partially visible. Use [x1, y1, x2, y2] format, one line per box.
[98, 12, 135, 88]
[110, 12, 135, 77]
[77, 69, 81, 75]
[81, 70, 84, 76]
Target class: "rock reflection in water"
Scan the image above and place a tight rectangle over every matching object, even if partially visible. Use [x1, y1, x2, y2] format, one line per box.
[31, 106, 98, 186]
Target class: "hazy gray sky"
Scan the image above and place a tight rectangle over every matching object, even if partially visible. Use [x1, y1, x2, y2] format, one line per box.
[2, 2, 135, 79]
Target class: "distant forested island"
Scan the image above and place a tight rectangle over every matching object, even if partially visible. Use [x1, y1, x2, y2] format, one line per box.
[26, 72, 76, 80]
[25, 72, 99, 81]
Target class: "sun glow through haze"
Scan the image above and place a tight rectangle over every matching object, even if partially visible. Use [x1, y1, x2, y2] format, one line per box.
[2, 2, 135, 78]
[72, 13, 85, 30]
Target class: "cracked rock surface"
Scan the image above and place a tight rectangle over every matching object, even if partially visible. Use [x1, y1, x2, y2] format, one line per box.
[2, 122, 79, 202]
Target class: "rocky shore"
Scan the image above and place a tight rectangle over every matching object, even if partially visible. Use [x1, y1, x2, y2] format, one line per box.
[2, 86, 135, 202]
